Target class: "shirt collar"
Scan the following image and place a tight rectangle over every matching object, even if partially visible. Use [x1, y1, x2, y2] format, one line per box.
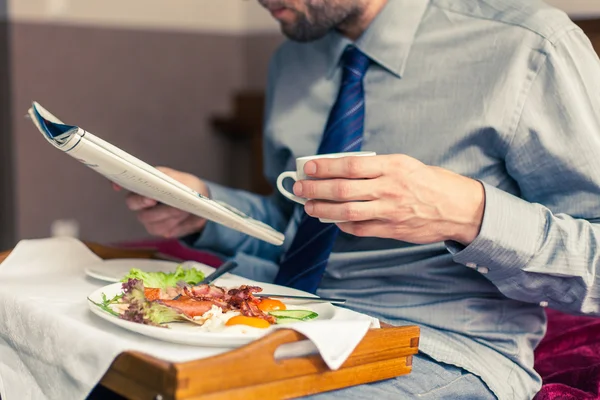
[326, 0, 430, 79]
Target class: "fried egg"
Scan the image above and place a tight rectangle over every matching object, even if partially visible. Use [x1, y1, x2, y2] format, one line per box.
[192, 305, 272, 334]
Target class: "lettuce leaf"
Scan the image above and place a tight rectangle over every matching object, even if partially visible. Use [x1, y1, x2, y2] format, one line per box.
[120, 278, 186, 326]
[121, 265, 205, 289]
[88, 292, 121, 317]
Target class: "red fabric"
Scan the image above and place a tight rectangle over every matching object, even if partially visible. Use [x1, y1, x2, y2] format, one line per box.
[534, 309, 600, 400]
[113, 238, 224, 268]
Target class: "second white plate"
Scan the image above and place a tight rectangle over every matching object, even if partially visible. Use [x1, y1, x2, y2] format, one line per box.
[84, 258, 216, 283]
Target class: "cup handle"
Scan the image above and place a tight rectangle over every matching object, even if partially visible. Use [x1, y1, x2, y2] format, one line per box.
[276, 171, 307, 205]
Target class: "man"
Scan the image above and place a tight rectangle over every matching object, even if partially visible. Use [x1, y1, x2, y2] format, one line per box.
[121, 0, 600, 398]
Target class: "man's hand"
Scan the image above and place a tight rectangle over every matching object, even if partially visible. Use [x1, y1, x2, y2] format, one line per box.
[114, 167, 210, 238]
[293, 154, 485, 246]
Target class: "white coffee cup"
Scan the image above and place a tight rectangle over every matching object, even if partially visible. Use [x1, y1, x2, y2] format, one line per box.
[276, 151, 376, 223]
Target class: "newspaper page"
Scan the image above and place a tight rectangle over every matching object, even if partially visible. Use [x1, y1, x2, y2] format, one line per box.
[28, 102, 285, 246]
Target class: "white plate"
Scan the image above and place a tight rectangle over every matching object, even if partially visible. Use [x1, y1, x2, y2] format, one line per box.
[84, 259, 216, 283]
[87, 277, 335, 347]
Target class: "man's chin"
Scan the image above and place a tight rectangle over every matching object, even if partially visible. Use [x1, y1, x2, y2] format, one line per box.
[280, 24, 331, 43]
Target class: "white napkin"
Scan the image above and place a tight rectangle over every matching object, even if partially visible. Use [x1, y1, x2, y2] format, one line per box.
[273, 310, 375, 370]
[0, 237, 379, 400]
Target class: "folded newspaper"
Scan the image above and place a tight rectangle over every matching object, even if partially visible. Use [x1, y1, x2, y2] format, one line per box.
[27, 102, 285, 246]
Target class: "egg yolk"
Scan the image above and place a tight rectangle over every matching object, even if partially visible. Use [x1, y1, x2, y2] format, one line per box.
[257, 298, 287, 312]
[225, 315, 271, 329]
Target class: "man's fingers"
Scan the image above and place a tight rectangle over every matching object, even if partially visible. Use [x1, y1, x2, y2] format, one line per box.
[143, 210, 188, 237]
[304, 155, 386, 179]
[304, 199, 382, 222]
[145, 219, 179, 237]
[167, 215, 206, 238]
[294, 178, 379, 202]
[112, 182, 123, 191]
[125, 193, 158, 211]
[145, 213, 204, 238]
[137, 204, 187, 224]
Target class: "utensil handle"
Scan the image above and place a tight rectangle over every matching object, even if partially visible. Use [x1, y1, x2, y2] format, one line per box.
[255, 294, 346, 304]
[313, 296, 346, 304]
[201, 260, 238, 285]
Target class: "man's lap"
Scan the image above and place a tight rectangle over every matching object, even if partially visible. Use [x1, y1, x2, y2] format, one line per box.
[304, 353, 496, 399]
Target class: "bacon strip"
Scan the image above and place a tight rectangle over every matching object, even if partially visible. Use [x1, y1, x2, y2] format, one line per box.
[185, 284, 228, 299]
[153, 283, 276, 324]
[183, 286, 231, 309]
[240, 300, 276, 324]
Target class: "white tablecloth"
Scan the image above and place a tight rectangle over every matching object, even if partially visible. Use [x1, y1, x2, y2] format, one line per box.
[0, 238, 377, 400]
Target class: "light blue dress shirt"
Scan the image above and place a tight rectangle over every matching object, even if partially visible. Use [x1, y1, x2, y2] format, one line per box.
[190, 0, 600, 398]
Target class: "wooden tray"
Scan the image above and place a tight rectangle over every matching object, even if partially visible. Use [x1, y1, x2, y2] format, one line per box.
[0, 242, 420, 400]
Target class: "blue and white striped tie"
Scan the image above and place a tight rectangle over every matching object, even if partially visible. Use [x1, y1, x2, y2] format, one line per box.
[275, 45, 371, 293]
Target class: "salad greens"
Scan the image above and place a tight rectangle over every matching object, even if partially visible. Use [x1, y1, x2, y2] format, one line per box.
[121, 265, 205, 289]
[88, 292, 122, 317]
[120, 278, 186, 326]
[89, 276, 323, 329]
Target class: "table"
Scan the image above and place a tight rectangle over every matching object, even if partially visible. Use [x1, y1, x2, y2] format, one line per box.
[0, 242, 420, 400]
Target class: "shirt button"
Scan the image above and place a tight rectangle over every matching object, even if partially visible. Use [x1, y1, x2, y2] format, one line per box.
[466, 262, 477, 269]
[540, 301, 549, 308]
[477, 266, 489, 274]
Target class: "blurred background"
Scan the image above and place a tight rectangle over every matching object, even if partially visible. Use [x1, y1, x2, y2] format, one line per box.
[0, 0, 598, 249]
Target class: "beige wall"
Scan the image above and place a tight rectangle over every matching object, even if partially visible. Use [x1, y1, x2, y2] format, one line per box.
[8, 0, 279, 33]
[8, 2, 282, 244]
[8, 0, 600, 31]
[545, 0, 600, 18]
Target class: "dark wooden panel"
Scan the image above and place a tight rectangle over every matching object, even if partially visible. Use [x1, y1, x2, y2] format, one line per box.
[575, 18, 600, 53]
[575, 18, 600, 34]
[0, 1, 15, 249]
[211, 91, 272, 195]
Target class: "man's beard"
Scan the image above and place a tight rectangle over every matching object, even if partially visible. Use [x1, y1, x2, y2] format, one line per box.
[260, 1, 362, 42]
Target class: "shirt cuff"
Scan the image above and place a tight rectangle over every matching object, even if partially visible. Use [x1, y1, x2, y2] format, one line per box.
[448, 182, 544, 281]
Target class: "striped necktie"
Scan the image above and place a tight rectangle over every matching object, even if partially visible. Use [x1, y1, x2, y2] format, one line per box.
[274, 45, 371, 293]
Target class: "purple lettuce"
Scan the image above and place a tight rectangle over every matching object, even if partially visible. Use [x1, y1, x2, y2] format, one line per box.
[119, 278, 186, 327]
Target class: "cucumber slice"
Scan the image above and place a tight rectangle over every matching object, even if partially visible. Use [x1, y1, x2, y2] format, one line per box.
[272, 317, 303, 325]
[269, 309, 318, 321]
